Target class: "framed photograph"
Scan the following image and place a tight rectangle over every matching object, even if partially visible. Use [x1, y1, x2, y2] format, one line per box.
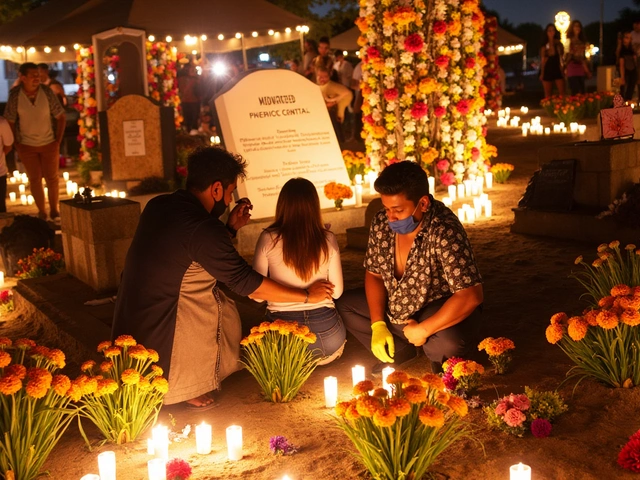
[600, 106, 635, 140]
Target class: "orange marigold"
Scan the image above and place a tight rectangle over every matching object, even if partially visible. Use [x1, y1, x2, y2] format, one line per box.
[633, 286, 640, 297]
[100, 361, 114, 372]
[81, 360, 96, 372]
[372, 388, 389, 398]
[452, 361, 484, 379]
[46, 349, 65, 369]
[583, 310, 599, 326]
[147, 349, 160, 363]
[52, 374, 71, 396]
[611, 285, 632, 297]
[0, 338, 12, 348]
[114, 335, 137, 347]
[301, 332, 316, 344]
[97, 341, 112, 352]
[373, 407, 397, 427]
[5, 364, 26, 380]
[138, 377, 152, 391]
[104, 346, 122, 358]
[0, 374, 22, 395]
[29, 345, 50, 359]
[26, 368, 52, 398]
[545, 323, 564, 344]
[405, 378, 424, 387]
[356, 395, 382, 417]
[14, 338, 36, 349]
[388, 398, 411, 417]
[447, 395, 468, 417]
[128, 345, 149, 361]
[152, 377, 169, 394]
[353, 380, 375, 396]
[436, 391, 451, 405]
[151, 365, 164, 376]
[121, 369, 141, 385]
[293, 324, 310, 336]
[0, 351, 11, 369]
[66, 381, 83, 402]
[345, 403, 361, 421]
[335, 400, 353, 417]
[609, 240, 620, 249]
[421, 373, 446, 392]
[403, 384, 427, 404]
[550, 312, 568, 325]
[621, 309, 640, 327]
[419, 406, 445, 428]
[618, 296, 640, 310]
[95, 378, 118, 397]
[386, 371, 410, 385]
[567, 318, 589, 341]
[82, 376, 98, 395]
[597, 243, 609, 252]
[596, 310, 619, 330]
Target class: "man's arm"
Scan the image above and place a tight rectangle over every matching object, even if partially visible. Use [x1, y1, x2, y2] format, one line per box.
[7, 122, 17, 147]
[365, 270, 387, 325]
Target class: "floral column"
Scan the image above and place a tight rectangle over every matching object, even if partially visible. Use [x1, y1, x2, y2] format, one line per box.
[146, 41, 182, 128]
[357, 0, 439, 171]
[75, 47, 100, 162]
[482, 16, 501, 111]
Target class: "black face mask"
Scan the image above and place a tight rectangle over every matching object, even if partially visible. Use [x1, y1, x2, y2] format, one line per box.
[210, 197, 229, 219]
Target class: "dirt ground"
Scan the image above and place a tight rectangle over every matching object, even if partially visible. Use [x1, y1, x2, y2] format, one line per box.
[3, 111, 639, 479]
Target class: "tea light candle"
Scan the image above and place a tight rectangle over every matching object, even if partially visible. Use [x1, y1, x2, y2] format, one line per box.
[27, 195, 34, 205]
[457, 207, 465, 223]
[152, 425, 169, 460]
[428, 176, 435, 193]
[457, 183, 465, 199]
[352, 365, 365, 386]
[111, 190, 118, 197]
[520, 106, 529, 114]
[9, 177, 16, 184]
[44, 187, 48, 198]
[196, 422, 212, 455]
[521, 125, 528, 137]
[510, 463, 531, 480]
[484, 200, 492, 218]
[20, 194, 27, 205]
[18, 184, 25, 194]
[381, 366, 395, 393]
[447, 185, 457, 202]
[21, 173, 28, 184]
[355, 184, 363, 208]
[324, 376, 338, 408]
[484, 172, 493, 189]
[119, 191, 126, 198]
[544, 127, 550, 135]
[147, 458, 166, 480]
[226, 425, 243, 461]
[578, 125, 586, 135]
[355, 174, 363, 185]
[63, 171, 70, 181]
[147, 438, 154, 455]
[12, 170, 19, 179]
[97, 451, 116, 480]
[9, 192, 16, 203]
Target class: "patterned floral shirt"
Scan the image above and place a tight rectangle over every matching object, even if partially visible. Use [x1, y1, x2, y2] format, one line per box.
[364, 198, 482, 324]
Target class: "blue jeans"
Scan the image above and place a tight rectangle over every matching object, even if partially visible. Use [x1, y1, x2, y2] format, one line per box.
[266, 307, 346, 358]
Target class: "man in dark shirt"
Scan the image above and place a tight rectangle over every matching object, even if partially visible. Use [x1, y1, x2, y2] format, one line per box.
[337, 161, 483, 373]
[112, 147, 333, 408]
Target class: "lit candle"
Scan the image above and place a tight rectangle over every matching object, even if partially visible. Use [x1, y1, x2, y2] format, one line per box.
[12, 170, 19, 179]
[18, 184, 25, 194]
[355, 174, 363, 185]
[111, 190, 118, 197]
[447, 185, 457, 202]
[471, 182, 479, 196]
[147, 458, 166, 480]
[466, 208, 476, 224]
[324, 376, 338, 408]
[428, 176, 435, 194]
[20, 194, 27, 205]
[355, 185, 363, 208]
[281, 476, 292, 480]
[352, 365, 365, 386]
[0, 272, 4, 287]
[27, 195, 34, 205]
[485, 172, 493, 189]
[463, 180, 472, 197]
[119, 191, 126, 198]
[442, 196, 452, 207]
[473, 197, 482, 218]
[21, 174, 27, 184]
[578, 125, 586, 135]
[80, 475, 101, 480]
[63, 172, 70, 181]
[480, 193, 489, 204]
[457, 208, 465, 223]
[382, 366, 395, 393]
[457, 183, 465, 199]
[226, 425, 243, 461]
[8, 192, 15, 203]
[520, 106, 529, 114]
[196, 422, 212, 455]
[367, 171, 376, 192]
[509, 463, 531, 480]
[544, 127, 550, 135]
[484, 200, 492, 218]
[152, 425, 169, 460]
[97, 451, 116, 480]
[521, 125, 528, 137]
[44, 187, 48, 198]
[9, 177, 16, 184]
[147, 438, 154, 455]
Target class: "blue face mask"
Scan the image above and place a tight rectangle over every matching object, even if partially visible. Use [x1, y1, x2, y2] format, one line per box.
[388, 203, 421, 234]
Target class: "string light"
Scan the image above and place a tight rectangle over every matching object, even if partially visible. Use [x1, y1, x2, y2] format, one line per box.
[74, 43, 80, 50]
[251, 31, 258, 37]
[165, 35, 172, 42]
[268, 30, 274, 36]
[285, 27, 291, 33]
[218, 34, 224, 40]
[28, 47, 35, 53]
[16, 46, 24, 53]
[59, 46, 66, 52]
[200, 34, 207, 41]
[148, 35, 155, 42]
[235, 33, 241, 39]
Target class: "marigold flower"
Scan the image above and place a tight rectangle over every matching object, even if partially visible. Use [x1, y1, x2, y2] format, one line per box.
[335, 400, 353, 417]
[293, 324, 310, 336]
[403, 384, 427, 403]
[596, 310, 619, 329]
[139, 377, 153, 391]
[301, 332, 316, 344]
[574, 255, 583, 265]
[611, 285, 632, 297]
[114, 335, 137, 347]
[419, 406, 445, 428]
[598, 296, 615, 308]
[436, 391, 451, 405]
[26, 368, 52, 398]
[128, 345, 149, 360]
[345, 403, 360, 421]
[353, 380, 374, 396]
[546, 323, 564, 344]
[81, 360, 96, 372]
[626, 244, 637, 251]
[97, 341, 112, 352]
[47, 349, 66, 369]
[66, 381, 83, 402]
[0, 351, 11, 369]
[258, 321, 272, 333]
[373, 407, 396, 427]
[82, 376, 98, 395]
[452, 360, 484, 378]
[568, 318, 589, 341]
[99, 361, 113, 373]
[121, 368, 142, 385]
[95, 378, 118, 397]
[609, 240, 620, 249]
[372, 388, 389, 398]
[356, 395, 382, 417]
[147, 349, 160, 362]
[618, 296, 640, 310]
[421, 373, 446, 392]
[582, 310, 598, 326]
[104, 346, 122, 358]
[447, 395, 468, 417]
[14, 338, 36, 349]
[592, 259, 604, 268]
[151, 365, 164, 376]
[0, 338, 12, 348]
[5, 364, 26, 380]
[52, 374, 71, 396]
[0, 374, 22, 395]
[388, 398, 411, 417]
[550, 312, 568, 325]
[597, 243, 609, 252]
[621, 309, 640, 327]
[152, 377, 169, 394]
[386, 371, 409, 385]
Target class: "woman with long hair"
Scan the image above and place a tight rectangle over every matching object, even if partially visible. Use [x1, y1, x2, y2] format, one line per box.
[565, 20, 592, 94]
[540, 23, 566, 98]
[253, 178, 346, 364]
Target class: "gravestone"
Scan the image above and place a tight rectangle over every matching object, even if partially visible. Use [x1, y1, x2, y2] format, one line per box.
[99, 94, 176, 190]
[214, 69, 353, 219]
[518, 159, 577, 211]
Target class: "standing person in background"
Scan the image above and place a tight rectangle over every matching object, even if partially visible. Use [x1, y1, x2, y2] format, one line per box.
[565, 20, 592, 94]
[311, 37, 336, 82]
[540, 24, 565, 98]
[38, 64, 66, 107]
[351, 60, 363, 142]
[178, 57, 202, 134]
[618, 32, 638, 101]
[253, 178, 346, 365]
[4, 63, 65, 223]
[302, 39, 318, 79]
[0, 115, 14, 213]
[333, 50, 354, 89]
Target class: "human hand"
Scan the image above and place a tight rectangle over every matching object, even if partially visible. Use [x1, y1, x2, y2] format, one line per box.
[227, 198, 252, 231]
[619, 77, 626, 86]
[325, 99, 337, 108]
[403, 319, 428, 346]
[371, 321, 394, 363]
[307, 280, 334, 302]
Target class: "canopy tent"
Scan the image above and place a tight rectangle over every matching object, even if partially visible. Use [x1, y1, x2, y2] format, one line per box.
[0, 0, 308, 63]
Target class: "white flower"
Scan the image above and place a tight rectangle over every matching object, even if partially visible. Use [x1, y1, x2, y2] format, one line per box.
[453, 162, 465, 174]
[452, 50, 462, 62]
[464, 83, 474, 95]
[400, 52, 413, 64]
[370, 140, 381, 151]
[452, 130, 463, 142]
[372, 110, 383, 122]
[385, 58, 396, 69]
[455, 144, 465, 157]
[441, 121, 451, 132]
[451, 39, 461, 49]
[383, 76, 396, 88]
[383, 25, 394, 37]
[416, 62, 427, 71]
[466, 130, 478, 142]
[403, 121, 416, 132]
[386, 135, 396, 145]
[369, 93, 380, 106]
[386, 102, 397, 112]
[404, 135, 416, 146]
[441, 133, 451, 143]
[440, 96, 451, 107]
[462, 29, 473, 41]
[85, 118, 93, 127]
[437, 70, 449, 79]
[450, 85, 463, 96]
[450, 73, 460, 82]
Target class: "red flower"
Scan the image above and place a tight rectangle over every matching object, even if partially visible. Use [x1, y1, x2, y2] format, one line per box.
[176, 166, 187, 177]
[0, 290, 10, 304]
[434, 106, 446, 118]
[530, 418, 552, 438]
[471, 147, 480, 160]
[465, 57, 476, 69]
[436, 159, 450, 171]
[482, 126, 488, 137]
[85, 140, 96, 149]
[435, 55, 450, 68]
[456, 100, 470, 115]
[166, 458, 192, 480]
[619, 437, 640, 472]
[433, 21, 447, 35]
[383, 89, 399, 101]
[363, 114, 375, 125]
[410, 102, 428, 119]
[404, 34, 424, 53]
[440, 172, 455, 186]
[366, 46, 381, 59]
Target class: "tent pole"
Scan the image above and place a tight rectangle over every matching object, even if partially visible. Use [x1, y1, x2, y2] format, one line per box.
[241, 34, 248, 70]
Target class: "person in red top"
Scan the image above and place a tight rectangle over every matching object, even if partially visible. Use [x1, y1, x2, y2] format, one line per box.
[178, 57, 202, 132]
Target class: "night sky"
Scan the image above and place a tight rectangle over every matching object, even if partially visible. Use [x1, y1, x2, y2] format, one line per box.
[482, 0, 636, 27]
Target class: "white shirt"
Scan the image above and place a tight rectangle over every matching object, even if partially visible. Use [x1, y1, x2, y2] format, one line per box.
[253, 229, 344, 312]
[0, 117, 14, 177]
[17, 89, 55, 146]
[352, 62, 363, 91]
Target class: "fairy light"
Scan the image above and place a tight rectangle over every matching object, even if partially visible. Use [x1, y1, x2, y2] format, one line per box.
[148, 35, 155, 42]
[200, 34, 207, 41]
[165, 35, 172, 42]
[285, 27, 291, 33]
[28, 47, 35, 53]
[59, 46, 66, 52]
[74, 43, 80, 50]
[218, 34, 224, 40]
[268, 30, 274, 36]
[17, 46, 24, 53]
[251, 31, 258, 37]
[235, 33, 241, 39]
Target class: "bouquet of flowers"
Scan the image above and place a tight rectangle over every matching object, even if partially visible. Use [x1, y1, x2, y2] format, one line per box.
[240, 320, 317, 403]
[619, 429, 640, 473]
[335, 373, 468, 480]
[484, 387, 567, 437]
[478, 337, 515, 374]
[166, 458, 192, 480]
[269, 435, 297, 456]
[490, 163, 514, 184]
[16, 248, 65, 279]
[0, 338, 80, 480]
[323, 182, 353, 210]
[342, 150, 369, 184]
[540, 92, 614, 122]
[0, 290, 13, 316]
[442, 357, 484, 393]
[76, 335, 169, 444]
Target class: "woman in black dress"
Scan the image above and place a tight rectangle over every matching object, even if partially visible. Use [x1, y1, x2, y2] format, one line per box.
[540, 24, 566, 98]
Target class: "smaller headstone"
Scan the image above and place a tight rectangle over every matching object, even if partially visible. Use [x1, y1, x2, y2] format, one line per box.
[0, 216, 54, 275]
[518, 159, 577, 211]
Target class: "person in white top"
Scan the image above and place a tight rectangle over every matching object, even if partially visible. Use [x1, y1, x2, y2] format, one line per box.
[0, 116, 14, 213]
[253, 178, 346, 364]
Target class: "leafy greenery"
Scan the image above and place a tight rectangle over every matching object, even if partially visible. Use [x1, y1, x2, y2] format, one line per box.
[16, 248, 64, 279]
[77, 157, 102, 186]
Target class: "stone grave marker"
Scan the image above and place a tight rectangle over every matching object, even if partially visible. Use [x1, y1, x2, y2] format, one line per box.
[214, 69, 353, 219]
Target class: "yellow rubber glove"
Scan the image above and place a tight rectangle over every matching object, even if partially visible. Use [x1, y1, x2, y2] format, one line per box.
[371, 321, 395, 363]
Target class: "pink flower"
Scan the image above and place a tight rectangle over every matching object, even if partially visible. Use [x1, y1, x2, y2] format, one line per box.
[404, 34, 424, 53]
[531, 418, 552, 438]
[456, 100, 470, 115]
[384, 89, 399, 101]
[440, 172, 455, 186]
[436, 159, 450, 171]
[494, 401, 508, 416]
[411, 102, 428, 120]
[435, 55, 450, 68]
[434, 106, 446, 118]
[511, 394, 530, 411]
[503, 408, 526, 427]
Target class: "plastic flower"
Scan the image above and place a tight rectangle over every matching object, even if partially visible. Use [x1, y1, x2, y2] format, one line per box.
[503, 408, 526, 427]
[419, 406, 445, 428]
[121, 369, 142, 385]
[0, 374, 22, 395]
[531, 418, 552, 438]
[373, 407, 396, 427]
[353, 380, 375, 396]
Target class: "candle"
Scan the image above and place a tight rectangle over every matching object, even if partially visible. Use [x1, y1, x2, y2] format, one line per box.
[355, 174, 363, 185]
[9, 177, 16, 184]
[196, 422, 212, 455]
[442, 196, 452, 207]
[484, 200, 492, 218]
[521, 125, 528, 137]
[0, 272, 4, 287]
[471, 182, 479, 196]
[381, 366, 395, 393]
[152, 425, 169, 460]
[428, 176, 435, 194]
[18, 184, 25, 194]
[63, 172, 70, 181]
[367, 171, 376, 192]
[147, 438, 155, 455]
[457, 208, 465, 223]
[473, 197, 482, 217]
[226, 425, 243, 461]
[12, 170, 19, 179]
[80, 475, 101, 480]
[21, 173, 28, 184]
[20, 194, 27, 205]
[352, 365, 365, 386]
[466, 208, 476, 224]
[520, 106, 528, 114]
[9, 192, 15, 203]
[44, 187, 48, 198]
[119, 191, 126, 198]
[111, 190, 118, 197]
[480, 193, 489, 204]
[27, 195, 34, 205]
[484, 172, 493, 189]
[457, 183, 465, 199]
[355, 185, 363, 208]
[510, 463, 531, 480]
[544, 127, 550, 135]
[447, 185, 457, 202]
[147, 459, 166, 480]
[97, 451, 116, 480]
[324, 376, 338, 408]
[463, 180, 472, 197]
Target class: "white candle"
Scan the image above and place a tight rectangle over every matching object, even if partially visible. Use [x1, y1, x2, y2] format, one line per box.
[381, 366, 395, 394]
[428, 176, 435, 194]
[9, 177, 16, 184]
[80, 475, 100, 480]
[484, 200, 492, 218]
[471, 182, 479, 196]
[9, 192, 16, 203]
[324, 376, 338, 408]
[226, 425, 243, 461]
[152, 425, 169, 460]
[367, 171, 376, 192]
[111, 190, 118, 197]
[355, 185, 363, 208]
[352, 365, 365, 387]
[457, 183, 465, 199]
[147, 438, 154, 455]
[355, 174, 363, 185]
[27, 195, 34, 205]
[63, 172, 70, 181]
[466, 208, 476, 224]
[442, 196, 452, 207]
[20, 194, 27, 205]
[520, 106, 528, 114]
[72, 183, 79, 195]
[0, 272, 5, 287]
[196, 422, 212, 455]
[544, 127, 550, 135]
[147, 459, 166, 480]
[505, 107, 510, 116]
[447, 185, 457, 202]
[473, 197, 482, 217]
[484, 172, 493, 189]
[12, 170, 19, 179]
[457, 207, 465, 223]
[18, 184, 25, 194]
[97, 451, 116, 480]
[44, 187, 48, 198]
[480, 193, 489, 204]
[510, 463, 531, 480]
[21, 173, 28, 184]
[578, 125, 586, 135]
[119, 191, 126, 198]
[522, 125, 528, 137]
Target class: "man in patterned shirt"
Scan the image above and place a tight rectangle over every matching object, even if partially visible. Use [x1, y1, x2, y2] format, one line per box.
[337, 161, 483, 372]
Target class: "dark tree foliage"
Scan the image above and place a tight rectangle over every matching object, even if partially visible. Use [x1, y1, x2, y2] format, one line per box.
[0, 0, 47, 26]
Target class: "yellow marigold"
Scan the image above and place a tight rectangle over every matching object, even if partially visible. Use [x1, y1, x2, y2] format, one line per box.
[14, 338, 36, 350]
[121, 368, 141, 385]
[66, 381, 83, 402]
[567, 318, 589, 341]
[597, 243, 609, 253]
[0, 338, 12, 348]
[596, 310, 619, 330]
[345, 403, 360, 421]
[81, 360, 96, 372]
[104, 346, 122, 358]
[447, 395, 468, 417]
[477, 337, 493, 351]
[83, 376, 98, 395]
[550, 312, 568, 325]
[0, 375, 22, 395]
[5, 364, 25, 380]
[97, 341, 112, 352]
[373, 407, 397, 428]
[386, 371, 409, 385]
[152, 377, 169, 394]
[335, 400, 353, 417]
[46, 349, 65, 369]
[100, 361, 114, 372]
[419, 406, 445, 428]
[545, 323, 564, 344]
[418, 78, 438, 94]
[52, 374, 71, 396]
[611, 285, 632, 297]
[356, 395, 382, 417]
[301, 332, 316, 344]
[421, 373, 445, 392]
[257, 321, 272, 333]
[0, 351, 11, 369]
[452, 361, 484, 379]
[372, 388, 389, 398]
[404, 378, 423, 387]
[403, 384, 427, 404]
[128, 345, 149, 361]
[353, 380, 374, 396]
[147, 349, 160, 363]
[609, 240, 620, 249]
[293, 324, 310, 336]
[151, 365, 164, 376]
[436, 391, 451, 405]
[26, 368, 52, 399]
[388, 398, 411, 417]
[95, 378, 118, 397]
[583, 310, 599, 326]
[114, 335, 137, 347]
[621, 309, 640, 327]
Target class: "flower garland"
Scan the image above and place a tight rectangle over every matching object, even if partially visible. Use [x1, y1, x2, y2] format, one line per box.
[74, 47, 100, 162]
[146, 41, 182, 128]
[482, 16, 501, 111]
[103, 50, 120, 109]
[432, 0, 491, 186]
[356, 0, 439, 171]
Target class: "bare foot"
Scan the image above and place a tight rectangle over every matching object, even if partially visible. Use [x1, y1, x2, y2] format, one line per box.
[186, 393, 214, 408]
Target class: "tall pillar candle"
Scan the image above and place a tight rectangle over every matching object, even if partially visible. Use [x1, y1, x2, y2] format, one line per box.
[226, 425, 243, 461]
[80, 475, 100, 480]
[457, 183, 465, 199]
[324, 376, 338, 408]
[355, 185, 363, 207]
[485, 172, 493, 189]
[352, 365, 365, 387]
[355, 174, 363, 185]
[368, 171, 376, 192]
[148, 459, 166, 480]
[447, 185, 457, 202]
[97, 451, 116, 480]
[428, 176, 435, 194]
[196, 422, 212, 455]
[152, 425, 169, 460]
[484, 200, 492, 218]
[442, 197, 452, 208]
[457, 208, 465, 223]
[8, 192, 15, 203]
[381, 366, 395, 394]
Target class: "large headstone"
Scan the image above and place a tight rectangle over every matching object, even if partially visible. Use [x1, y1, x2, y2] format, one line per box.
[99, 94, 176, 189]
[214, 69, 353, 219]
